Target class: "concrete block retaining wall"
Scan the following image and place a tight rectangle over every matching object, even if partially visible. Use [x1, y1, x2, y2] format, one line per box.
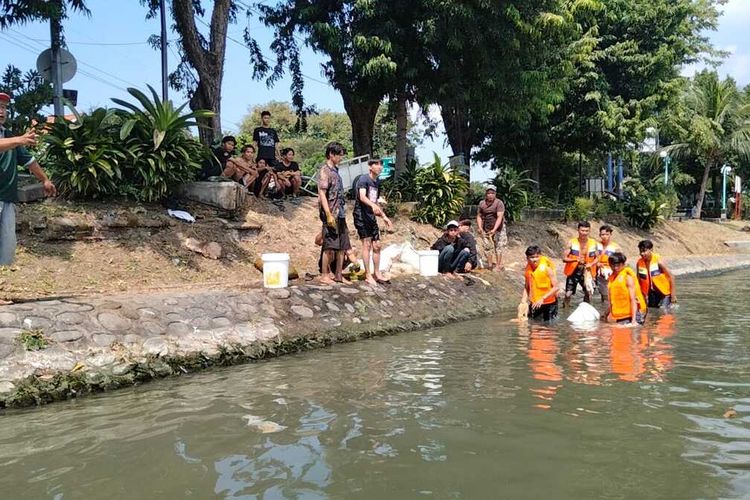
[1, 253, 749, 409]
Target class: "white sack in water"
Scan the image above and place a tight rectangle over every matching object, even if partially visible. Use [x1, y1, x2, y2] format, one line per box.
[566, 302, 601, 323]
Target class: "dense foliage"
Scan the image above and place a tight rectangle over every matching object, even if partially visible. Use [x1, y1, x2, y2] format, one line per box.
[411, 155, 469, 228]
[43, 86, 212, 202]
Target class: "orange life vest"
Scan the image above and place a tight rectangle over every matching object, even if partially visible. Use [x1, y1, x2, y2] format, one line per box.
[608, 267, 647, 321]
[525, 256, 557, 305]
[636, 253, 671, 296]
[563, 237, 599, 276]
[597, 241, 621, 276]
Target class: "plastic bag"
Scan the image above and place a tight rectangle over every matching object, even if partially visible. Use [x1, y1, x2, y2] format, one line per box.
[566, 302, 601, 323]
[400, 242, 420, 271]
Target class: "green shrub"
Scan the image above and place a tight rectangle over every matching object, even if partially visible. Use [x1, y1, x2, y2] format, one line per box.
[622, 179, 667, 230]
[491, 167, 536, 221]
[411, 154, 469, 227]
[43, 108, 130, 199]
[565, 197, 594, 222]
[17, 329, 50, 351]
[114, 86, 214, 202]
[593, 196, 623, 219]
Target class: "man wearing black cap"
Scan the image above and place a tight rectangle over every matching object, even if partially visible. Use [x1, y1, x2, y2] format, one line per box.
[0, 92, 57, 276]
[476, 184, 507, 271]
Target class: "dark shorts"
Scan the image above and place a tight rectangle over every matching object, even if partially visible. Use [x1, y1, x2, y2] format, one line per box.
[529, 300, 559, 322]
[354, 215, 380, 241]
[321, 218, 351, 251]
[565, 265, 589, 297]
[647, 290, 671, 309]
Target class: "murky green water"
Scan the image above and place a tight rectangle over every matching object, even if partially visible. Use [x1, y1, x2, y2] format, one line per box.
[2, 271, 750, 499]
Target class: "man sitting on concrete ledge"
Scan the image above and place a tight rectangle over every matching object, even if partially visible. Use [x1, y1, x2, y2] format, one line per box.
[431, 220, 471, 276]
[458, 219, 479, 272]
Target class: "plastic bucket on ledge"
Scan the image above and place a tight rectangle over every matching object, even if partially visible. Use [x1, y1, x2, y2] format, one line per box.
[417, 250, 439, 277]
[262, 253, 290, 288]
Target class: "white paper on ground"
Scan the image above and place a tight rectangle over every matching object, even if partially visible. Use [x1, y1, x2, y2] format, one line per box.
[167, 209, 196, 223]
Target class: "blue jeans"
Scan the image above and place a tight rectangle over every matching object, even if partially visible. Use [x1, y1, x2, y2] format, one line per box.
[438, 246, 469, 273]
[0, 202, 16, 265]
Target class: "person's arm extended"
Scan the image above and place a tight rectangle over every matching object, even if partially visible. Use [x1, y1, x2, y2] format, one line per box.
[318, 170, 334, 228]
[476, 208, 484, 235]
[27, 160, 57, 196]
[0, 130, 36, 152]
[660, 262, 677, 303]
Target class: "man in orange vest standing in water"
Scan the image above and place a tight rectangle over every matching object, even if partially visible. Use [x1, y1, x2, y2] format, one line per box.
[521, 245, 559, 322]
[562, 221, 600, 307]
[636, 240, 677, 309]
[606, 252, 647, 325]
[597, 224, 621, 303]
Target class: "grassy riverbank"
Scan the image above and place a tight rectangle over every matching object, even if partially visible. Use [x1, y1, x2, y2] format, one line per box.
[4, 197, 750, 302]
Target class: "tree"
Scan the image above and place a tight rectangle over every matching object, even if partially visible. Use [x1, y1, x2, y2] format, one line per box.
[664, 71, 750, 218]
[0, 0, 89, 31]
[0, 65, 52, 132]
[254, 0, 397, 156]
[142, 0, 237, 145]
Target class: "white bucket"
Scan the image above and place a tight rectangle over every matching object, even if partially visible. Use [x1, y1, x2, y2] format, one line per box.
[261, 253, 290, 288]
[417, 250, 439, 277]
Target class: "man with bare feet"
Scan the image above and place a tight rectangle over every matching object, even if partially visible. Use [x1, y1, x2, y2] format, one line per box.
[354, 159, 392, 285]
[317, 142, 351, 284]
[476, 185, 507, 271]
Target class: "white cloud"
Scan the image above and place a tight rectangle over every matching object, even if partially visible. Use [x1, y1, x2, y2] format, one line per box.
[721, 0, 750, 18]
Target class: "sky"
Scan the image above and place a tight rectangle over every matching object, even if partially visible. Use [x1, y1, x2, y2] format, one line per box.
[1, 0, 749, 182]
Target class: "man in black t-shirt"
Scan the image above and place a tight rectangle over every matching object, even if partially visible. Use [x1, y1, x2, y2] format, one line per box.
[199, 135, 235, 180]
[252, 110, 280, 167]
[275, 147, 302, 197]
[354, 159, 392, 285]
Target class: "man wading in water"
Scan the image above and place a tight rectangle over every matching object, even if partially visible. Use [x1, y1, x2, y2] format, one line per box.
[562, 220, 599, 307]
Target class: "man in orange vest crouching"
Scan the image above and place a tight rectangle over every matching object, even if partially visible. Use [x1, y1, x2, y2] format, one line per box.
[521, 245, 560, 322]
[606, 252, 647, 325]
[562, 221, 600, 307]
[636, 240, 677, 309]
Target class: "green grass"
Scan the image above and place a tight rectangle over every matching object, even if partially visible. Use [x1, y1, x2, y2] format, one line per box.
[17, 329, 51, 351]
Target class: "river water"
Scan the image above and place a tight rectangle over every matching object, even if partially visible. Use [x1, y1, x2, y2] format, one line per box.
[2, 271, 750, 499]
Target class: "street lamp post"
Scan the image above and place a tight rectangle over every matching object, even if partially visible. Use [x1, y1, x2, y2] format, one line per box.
[659, 150, 670, 185]
[721, 164, 732, 219]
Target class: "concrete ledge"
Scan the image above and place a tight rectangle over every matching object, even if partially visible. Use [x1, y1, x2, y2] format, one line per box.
[723, 241, 750, 249]
[17, 183, 45, 203]
[177, 181, 247, 211]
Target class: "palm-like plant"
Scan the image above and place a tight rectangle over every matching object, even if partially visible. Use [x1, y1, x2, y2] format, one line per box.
[112, 86, 214, 201]
[412, 154, 469, 227]
[491, 167, 537, 221]
[664, 72, 750, 218]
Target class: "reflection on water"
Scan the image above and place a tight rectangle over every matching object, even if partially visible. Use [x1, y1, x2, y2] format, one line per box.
[0, 272, 749, 498]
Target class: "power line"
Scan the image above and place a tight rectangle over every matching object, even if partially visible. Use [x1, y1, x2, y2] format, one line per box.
[23, 37, 164, 46]
[5, 28, 142, 88]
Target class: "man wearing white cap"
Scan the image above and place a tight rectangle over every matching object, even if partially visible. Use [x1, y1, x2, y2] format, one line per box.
[430, 220, 470, 275]
[0, 92, 57, 271]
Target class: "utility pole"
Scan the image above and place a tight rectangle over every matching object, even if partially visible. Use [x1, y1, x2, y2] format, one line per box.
[50, 0, 64, 117]
[160, 0, 169, 102]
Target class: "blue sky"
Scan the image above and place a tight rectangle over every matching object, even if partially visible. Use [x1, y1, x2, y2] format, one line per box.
[1, 0, 748, 181]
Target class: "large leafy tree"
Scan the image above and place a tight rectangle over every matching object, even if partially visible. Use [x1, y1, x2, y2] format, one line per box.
[0, 65, 52, 132]
[141, 0, 239, 145]
[665, 71, 750, 218]
[254, 0, 397, 156]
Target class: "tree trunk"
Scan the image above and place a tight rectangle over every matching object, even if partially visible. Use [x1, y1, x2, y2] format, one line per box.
[395, 93, 408, 176]
[341, 92, 379, 157]
[528, 154, 541, 193]
[439, 101, 474, 178]
[172, 0, 231, 145]
[695, 160, 712, 219]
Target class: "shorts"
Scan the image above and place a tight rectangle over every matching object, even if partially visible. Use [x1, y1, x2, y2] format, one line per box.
[354, 215, 380, 241]
[565, 265, 591, 298]
[321, 217, 351, 252]
[529, 300, 558, 322]
[647, 290, 671, 309]
[480, 225, 508, 253]
[615, 310, 647, 325]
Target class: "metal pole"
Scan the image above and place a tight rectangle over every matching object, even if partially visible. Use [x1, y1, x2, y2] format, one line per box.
[607, 153, 613, 192]
[160, 0, 169, 101]
[50, 2, 64, 117]
[722, 168, 728, 214]
[617, 157, 623, 198]
[664, 156, 670, 186]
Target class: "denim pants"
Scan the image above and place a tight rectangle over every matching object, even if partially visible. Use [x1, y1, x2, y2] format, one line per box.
[438, 245, 469, 273]
[0, 202, 16, 265]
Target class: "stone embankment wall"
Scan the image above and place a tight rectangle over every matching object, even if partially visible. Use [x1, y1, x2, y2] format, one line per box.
[1, 253, 749, 409]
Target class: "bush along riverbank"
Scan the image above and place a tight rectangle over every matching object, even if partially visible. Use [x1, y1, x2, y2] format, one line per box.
[2, 252, 750, 409]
